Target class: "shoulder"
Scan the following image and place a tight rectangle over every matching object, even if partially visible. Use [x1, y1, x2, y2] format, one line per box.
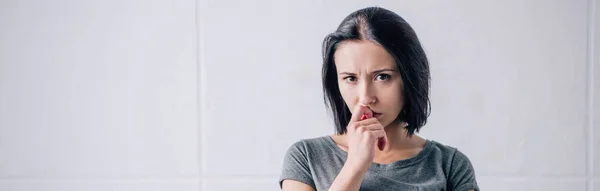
[428, 140, 458, 154]
[284, 136, 333, 157]
[427, 140, 479, 190]
[427, 140, 472, 163]
[425, 140, 476, 175]
[280, 137, 331, 190]
[288, 135, 332, 151]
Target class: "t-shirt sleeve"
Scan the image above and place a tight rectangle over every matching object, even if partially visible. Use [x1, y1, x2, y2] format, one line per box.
[279, 140, 316, 190]
[448, 149, 479, 191]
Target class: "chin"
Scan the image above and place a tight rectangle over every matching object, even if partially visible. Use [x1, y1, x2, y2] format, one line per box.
[380, 120, 393, 128]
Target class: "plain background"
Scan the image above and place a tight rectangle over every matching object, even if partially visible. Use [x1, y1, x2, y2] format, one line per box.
[0, 0, 599, 190]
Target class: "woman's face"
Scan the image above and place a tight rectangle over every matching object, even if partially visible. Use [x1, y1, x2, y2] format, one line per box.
[334, 40, 404, 128]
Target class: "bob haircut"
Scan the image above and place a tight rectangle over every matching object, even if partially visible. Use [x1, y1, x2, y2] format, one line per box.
[322, 7, 431, 136]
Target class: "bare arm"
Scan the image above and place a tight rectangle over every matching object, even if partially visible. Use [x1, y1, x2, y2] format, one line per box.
[282, 161, 367, 191]
[327, 160, 368, 191]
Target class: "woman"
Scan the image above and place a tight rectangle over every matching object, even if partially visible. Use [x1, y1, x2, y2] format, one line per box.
[280, 7, 479, 191]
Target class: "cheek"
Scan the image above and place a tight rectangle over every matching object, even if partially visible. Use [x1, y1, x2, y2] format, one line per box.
[380, 82, 404, 114]
[393, 79, 405, 103]
[381, 82, 403, 101]
[338, 83, 355, 102]
[382, 90, 403, 109]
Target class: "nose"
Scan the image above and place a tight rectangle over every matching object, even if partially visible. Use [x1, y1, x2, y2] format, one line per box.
[358, 80, 376, 106]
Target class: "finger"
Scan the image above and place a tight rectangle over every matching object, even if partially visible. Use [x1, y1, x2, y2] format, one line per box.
[360, 114, 369, 121]
[355, 118, 381, 127]
[354, 122, 381, 134]
[366, 129, 386, 142]
[360, 124, 387, 151]
[350, 104, 373, 122]
[355, 124, 384, 133]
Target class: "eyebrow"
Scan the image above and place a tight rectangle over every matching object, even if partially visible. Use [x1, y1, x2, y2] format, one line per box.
[339, 68, 396, 75]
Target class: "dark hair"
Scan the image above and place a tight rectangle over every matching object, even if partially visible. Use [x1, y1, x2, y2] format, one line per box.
[322, 7, 431, 137]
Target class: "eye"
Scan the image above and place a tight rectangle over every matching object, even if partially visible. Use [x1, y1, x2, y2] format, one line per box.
[376, 73, 391, 81]
[343, 76, 357, 83]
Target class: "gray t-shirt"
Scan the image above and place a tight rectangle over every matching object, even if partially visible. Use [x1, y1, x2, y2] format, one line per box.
[279, 136, 479, 191]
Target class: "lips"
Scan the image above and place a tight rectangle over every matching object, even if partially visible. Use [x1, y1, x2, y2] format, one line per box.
[373, 112, 382, 118]
[362, 106, 382, 118]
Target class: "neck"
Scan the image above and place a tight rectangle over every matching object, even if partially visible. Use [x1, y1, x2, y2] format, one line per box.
[380, 122, 422, 151]
[371, 122, 426, 164]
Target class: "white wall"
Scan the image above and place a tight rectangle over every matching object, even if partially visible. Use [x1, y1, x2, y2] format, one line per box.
[0, 0, 598, 190]
[0, 0, 200, 190]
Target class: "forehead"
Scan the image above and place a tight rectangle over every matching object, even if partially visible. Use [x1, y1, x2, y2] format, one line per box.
[333, 40, 396, 70]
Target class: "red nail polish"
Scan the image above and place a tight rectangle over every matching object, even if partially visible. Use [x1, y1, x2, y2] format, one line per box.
[361, 114, 368, 120]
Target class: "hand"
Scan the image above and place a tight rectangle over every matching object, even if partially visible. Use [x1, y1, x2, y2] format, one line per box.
[345, 105, 388, 170]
